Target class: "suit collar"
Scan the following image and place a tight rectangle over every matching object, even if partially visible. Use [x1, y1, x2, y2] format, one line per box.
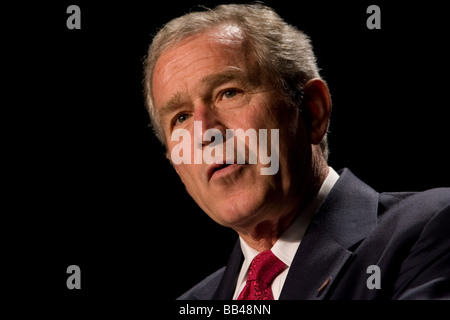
[311, 168, 379, 249]
[280, 168, 379, 299]
[213, 168, 379, 300]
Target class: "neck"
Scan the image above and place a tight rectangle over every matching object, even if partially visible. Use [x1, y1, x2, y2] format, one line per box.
[236, 158, 329, 252]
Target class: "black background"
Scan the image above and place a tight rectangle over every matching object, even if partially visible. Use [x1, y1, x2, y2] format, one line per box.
[5, 0, 449, 313]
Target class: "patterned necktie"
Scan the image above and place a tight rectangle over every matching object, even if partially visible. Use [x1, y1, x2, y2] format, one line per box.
[237, 250, 287, 300]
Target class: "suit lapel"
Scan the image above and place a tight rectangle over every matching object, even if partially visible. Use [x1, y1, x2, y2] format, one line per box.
[280, 168, 379, 299]
[279, 227, 353, 299]
[213, 240, 243, 299]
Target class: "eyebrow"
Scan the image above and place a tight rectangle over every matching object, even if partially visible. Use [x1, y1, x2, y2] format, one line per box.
[158, 91, 188, 122]
[158, 69, 249, 121]
[200, 69, 248, 90]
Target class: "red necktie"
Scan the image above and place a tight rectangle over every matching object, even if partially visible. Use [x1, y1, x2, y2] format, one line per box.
[237, 250, 287, 300]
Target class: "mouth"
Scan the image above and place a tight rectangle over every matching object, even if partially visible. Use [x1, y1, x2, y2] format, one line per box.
[207, 163, 243, 181]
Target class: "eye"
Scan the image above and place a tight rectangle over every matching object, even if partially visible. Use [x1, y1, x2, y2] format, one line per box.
[222, 89, 238, 99]
[175, 113, 190, 125]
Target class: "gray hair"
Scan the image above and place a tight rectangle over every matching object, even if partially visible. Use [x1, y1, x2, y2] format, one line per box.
[143, 3, 329, 159]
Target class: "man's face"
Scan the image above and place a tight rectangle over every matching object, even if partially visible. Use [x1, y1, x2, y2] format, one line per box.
[152, 25, 311, 230]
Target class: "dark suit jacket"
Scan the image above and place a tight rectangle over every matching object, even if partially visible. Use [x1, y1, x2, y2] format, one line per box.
[178, 168, 450, 300]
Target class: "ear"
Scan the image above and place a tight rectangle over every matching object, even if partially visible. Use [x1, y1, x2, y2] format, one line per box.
[302, 78, 332, 145]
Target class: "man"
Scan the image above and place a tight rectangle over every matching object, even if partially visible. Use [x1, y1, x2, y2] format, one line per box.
[143, 4, 449, 299]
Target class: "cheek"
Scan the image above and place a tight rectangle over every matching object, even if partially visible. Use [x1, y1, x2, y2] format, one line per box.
[230, 102, 276, 130]
[173, 163, 197, 182]
[249, 94, 292, 128]
[173, 163, 205, 197]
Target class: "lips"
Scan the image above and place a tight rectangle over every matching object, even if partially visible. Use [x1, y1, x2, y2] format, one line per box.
[207, 163, 230, 180]
[207, 163, 242, 181]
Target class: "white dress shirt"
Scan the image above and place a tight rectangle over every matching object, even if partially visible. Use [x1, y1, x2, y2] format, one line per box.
[232, 167, 340, 300]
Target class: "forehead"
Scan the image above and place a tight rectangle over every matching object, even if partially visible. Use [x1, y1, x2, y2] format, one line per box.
[151, 25, 252, 104]
[157, 23, 246, 67]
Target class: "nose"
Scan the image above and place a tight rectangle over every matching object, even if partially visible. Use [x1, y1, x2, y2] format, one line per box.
[192, 101, 224, 148]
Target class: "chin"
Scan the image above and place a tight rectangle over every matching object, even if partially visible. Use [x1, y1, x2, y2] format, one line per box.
[208, 195, 266, 229]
